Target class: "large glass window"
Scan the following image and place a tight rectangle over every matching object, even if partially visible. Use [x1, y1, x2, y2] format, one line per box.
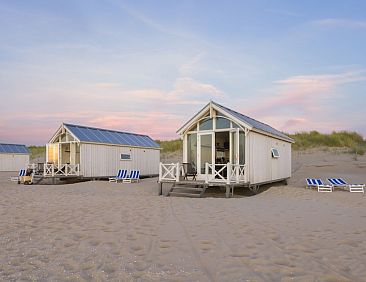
[199, 118, 213, 130]
[200, 134, 212, 174]
[187, 133, 197, 167]
[216, 117, 230, 129]
[239, 132, 245, 164]
[47, 144, 59, 164]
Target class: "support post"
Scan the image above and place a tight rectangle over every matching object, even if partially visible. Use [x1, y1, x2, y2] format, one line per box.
[176, 163, 180, 182]
[225, 184, 230, 198]
[158, 182, 163, 196]
[158, 162, 162, 182]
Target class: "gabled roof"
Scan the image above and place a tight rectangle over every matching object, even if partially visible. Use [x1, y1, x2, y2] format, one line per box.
[0, 143, 29, 154]
[63, 123, 160, 149]
[177, 101, 294, 143]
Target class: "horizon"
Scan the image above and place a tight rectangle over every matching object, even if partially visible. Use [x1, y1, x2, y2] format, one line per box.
[1, 0, 366, 145]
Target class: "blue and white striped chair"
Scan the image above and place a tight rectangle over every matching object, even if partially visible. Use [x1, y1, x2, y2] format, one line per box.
[10, 169, 26, 183]
[327, 178, 364, 193]
[306, 178, 333, 192]
[123, 170, 140, 183]
[109, 169, 128, 183]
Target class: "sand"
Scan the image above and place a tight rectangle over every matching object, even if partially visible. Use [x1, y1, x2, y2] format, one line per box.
[0, 150, 366, 281]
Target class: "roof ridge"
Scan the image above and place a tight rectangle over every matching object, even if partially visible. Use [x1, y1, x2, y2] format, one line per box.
[63, 123, 151, 138]
[0, 143, 28, 147]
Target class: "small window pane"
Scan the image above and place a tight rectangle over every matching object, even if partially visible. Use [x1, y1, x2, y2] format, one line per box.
[199, 118, 213, 130]
[189, 124, 197, 131]
[121, 153, 131, 160]
[216, 117, 230, 129]
[271, 148, 280, 158]
[232, 122, 240, 128]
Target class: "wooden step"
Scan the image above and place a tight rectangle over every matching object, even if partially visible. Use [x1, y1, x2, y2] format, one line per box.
[169, 192, 202, 198]
[171, 186, 204, 192]
[168, 184, 206, 197]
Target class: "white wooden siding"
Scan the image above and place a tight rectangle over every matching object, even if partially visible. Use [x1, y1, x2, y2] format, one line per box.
[0, 154, 29, 171]
[80, 143, 160, 177]
[248, 131, 291, 184]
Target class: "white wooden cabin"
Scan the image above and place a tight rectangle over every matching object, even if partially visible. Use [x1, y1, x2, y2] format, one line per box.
[45, 123, 160, 178]
[159, 101, 293, 196]
[0, 143, 29, 172]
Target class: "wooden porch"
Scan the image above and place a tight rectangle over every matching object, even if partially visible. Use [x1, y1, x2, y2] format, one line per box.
[158, 162, 249, 198]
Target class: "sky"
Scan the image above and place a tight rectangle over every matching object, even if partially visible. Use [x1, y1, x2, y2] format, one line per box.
[0, 0, 366, 145]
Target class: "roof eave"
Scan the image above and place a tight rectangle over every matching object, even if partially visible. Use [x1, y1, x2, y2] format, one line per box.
[251, 128, 295, 143]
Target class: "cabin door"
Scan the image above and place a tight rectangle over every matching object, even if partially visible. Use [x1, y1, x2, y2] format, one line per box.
[197, 132, 214, 177]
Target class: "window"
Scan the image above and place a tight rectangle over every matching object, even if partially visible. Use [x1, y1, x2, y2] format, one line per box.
[199, 118, 213, 130]
[216, 117, 230, 129]
[188, 124, 197, 132]
[271, 148, 280, 158]
[187, 133, 197, 166]
[121, 153, 131, 160]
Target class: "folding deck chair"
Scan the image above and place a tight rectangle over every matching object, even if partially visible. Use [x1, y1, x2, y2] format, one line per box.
[123, 170, 140, 183]
[109, 169, 128, 183]
[327, 178, 364, 193]
[10, 169, 26, 183]
[306, 178, 333, 192]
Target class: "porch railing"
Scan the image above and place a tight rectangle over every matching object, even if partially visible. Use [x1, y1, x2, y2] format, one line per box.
[158, 162, 181, 182]
[158, 162, 246, 184]
[44, 164, 80, 177]
[205, 163, 246, 184]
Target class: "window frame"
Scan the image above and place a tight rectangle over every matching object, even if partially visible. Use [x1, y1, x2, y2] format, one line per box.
[271, 148, 280, 158]
[120, 153, 132, 161]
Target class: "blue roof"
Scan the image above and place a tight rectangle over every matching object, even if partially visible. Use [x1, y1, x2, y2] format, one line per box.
[212, 102, 294, 142]
[0, 143, 29, 154]
[64, 123, 160, 149]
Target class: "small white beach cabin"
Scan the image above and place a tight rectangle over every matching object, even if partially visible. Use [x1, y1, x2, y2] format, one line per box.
[0, 143, 29, 171]
[159, 101, 294, 191]
[45, 123, 160, 178]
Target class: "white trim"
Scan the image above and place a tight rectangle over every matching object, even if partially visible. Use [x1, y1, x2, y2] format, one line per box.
[197, 132, 215, 177]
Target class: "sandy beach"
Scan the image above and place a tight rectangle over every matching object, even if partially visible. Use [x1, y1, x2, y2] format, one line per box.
[0, 150, 366, 281]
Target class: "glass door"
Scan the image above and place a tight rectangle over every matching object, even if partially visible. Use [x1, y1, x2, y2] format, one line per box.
[198, 133, 214, 175]
[230, 129, 239, 165]
[47, 143, 59, 165]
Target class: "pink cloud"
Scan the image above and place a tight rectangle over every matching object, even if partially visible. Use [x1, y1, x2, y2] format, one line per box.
[242, 70, 366, 135]
[0, 110, 184, 145]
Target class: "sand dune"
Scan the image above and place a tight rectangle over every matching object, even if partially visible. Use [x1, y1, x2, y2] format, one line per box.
[0, 150, 365, 281]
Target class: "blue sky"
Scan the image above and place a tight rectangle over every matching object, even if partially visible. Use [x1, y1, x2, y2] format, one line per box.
[1, 0, 366, 144]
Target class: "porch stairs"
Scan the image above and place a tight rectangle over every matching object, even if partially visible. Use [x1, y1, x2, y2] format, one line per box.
[168, 183, 206, 198]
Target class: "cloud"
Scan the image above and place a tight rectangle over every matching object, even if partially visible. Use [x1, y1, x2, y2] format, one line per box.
[0, 110, 184, 145]
[113, 2, 193, 39]
[251, 70, 366, 115]
[311, 18, 366, 29]
[243, 70, 366, 134]
[94, 82, 120, 88]
[130, 77, 225, 105]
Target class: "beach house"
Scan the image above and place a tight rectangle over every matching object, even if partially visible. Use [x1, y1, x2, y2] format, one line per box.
[0, 143, 29, 171]
[45, 123, 160, 178]
[159, 101, 294, 197]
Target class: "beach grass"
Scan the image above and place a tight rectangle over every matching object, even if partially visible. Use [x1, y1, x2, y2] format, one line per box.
[290, 131, 366, 155]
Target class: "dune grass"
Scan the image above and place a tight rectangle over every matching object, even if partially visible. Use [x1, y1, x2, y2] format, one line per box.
[156, 139, 182, 153]
[289, 131, 366, 155]
[28, 146, 46, 160]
